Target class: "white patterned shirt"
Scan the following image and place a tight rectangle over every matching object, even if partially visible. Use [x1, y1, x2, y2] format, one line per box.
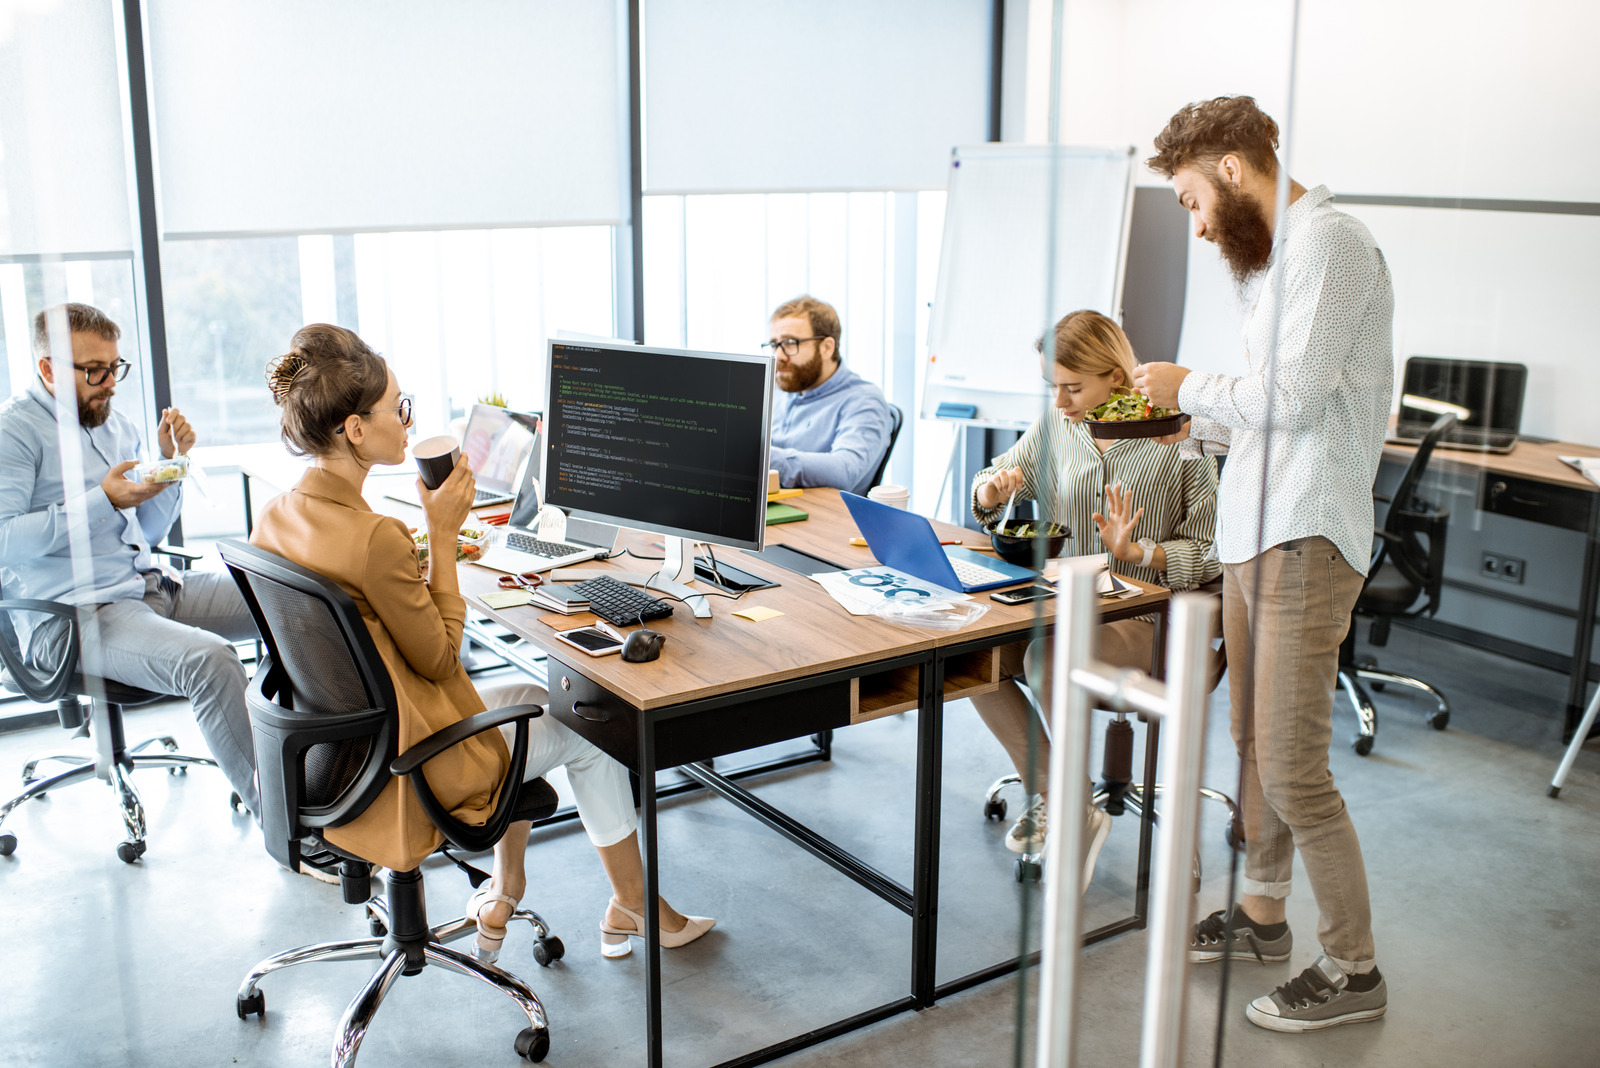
[1177, 185, 1394, 576]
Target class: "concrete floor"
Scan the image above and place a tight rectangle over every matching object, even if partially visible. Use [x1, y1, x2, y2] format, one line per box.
[1, 624, 1597, 1067]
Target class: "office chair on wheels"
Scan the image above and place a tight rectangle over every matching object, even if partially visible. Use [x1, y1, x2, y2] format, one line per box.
[867, 403, 906, 490]
[219, 539, 563, 1065]
[1338, 413, 1455, 755]
[0, 547, 226, 863]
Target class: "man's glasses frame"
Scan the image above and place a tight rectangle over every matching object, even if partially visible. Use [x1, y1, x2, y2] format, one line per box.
[761, 336, 826, 357]
[73, 360, 132, 386]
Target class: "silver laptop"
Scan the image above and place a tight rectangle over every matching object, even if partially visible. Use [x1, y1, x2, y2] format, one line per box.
[1386, 356, 1527, 454]
[386, 404, 536, 508]
[475, 429, 619, 573]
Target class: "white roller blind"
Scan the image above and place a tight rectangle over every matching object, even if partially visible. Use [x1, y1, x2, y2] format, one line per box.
[0, 0, 134, 257]
[148, 0, 625, 237]
[643, 0, 993, 193]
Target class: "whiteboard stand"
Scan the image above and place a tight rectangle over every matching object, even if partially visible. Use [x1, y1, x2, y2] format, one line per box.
[933, 425, 967, 522]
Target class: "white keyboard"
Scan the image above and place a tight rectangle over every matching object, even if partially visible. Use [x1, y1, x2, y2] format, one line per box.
[950, 558, 1009, 586]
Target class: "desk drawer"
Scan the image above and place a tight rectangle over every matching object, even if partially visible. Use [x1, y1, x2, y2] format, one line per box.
[545, 666, 854, 772]
[1478, 474, 1594, 533]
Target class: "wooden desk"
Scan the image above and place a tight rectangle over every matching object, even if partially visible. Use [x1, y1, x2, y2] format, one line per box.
[1383, 433, 1600, 736]
[460, 488, 1169, 1068]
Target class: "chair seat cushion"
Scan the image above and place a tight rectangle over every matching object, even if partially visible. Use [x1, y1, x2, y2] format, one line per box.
[1358, 563, 1421, 615]
[513, 777, 560, 824]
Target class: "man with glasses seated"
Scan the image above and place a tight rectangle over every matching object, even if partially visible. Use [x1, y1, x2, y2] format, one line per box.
[0, 303, 262, 822]
[764, 295, 893, 496]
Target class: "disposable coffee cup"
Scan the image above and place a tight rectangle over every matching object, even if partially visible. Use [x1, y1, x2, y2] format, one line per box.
[413, 434, 461, 491]
[868, 484, 910, 510]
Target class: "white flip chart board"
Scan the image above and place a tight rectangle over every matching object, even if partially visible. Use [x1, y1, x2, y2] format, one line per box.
[922, 144, 1137, 429]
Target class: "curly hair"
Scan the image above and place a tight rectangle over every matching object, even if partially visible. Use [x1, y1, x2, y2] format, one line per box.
[1147, 95, 1280, 180]
[266, 324, 389, 458]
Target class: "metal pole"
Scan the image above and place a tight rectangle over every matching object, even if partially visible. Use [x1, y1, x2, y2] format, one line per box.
[1138, 593, 1217, 1068]
[1033, 556, 1099, 1068]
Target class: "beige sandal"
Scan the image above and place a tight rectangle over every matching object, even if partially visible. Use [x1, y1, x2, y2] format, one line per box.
[466, 886, 520, 961]
[598, 898, 716, 958]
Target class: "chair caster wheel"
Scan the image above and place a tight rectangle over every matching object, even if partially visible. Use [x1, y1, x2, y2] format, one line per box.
[168, 766, 186, 776]
[515, 1025, 551, 1061]
[533, 936, 564, 967]
[229, 792, 244, 812]
[1224, 819, 1244, 852]
[1428, 710, 1449, 730]
[1014, 857, 1042, 884]
[0, 832, 16, 856]
[1352, 735, 1374, 756]
[368, 915, 388, 937]
[237, 990, 265, 1019]
[116, 840, 146, 864]
[983, 798, 1007, 821]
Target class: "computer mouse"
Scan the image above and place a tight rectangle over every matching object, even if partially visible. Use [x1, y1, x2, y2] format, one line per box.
[621, 628, 666, 663]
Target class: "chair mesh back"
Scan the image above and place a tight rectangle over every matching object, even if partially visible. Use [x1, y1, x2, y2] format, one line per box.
[243, 572, 381, 806]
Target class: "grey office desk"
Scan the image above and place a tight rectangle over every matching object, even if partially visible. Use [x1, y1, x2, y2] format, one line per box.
[1382, 433, 1600, 738]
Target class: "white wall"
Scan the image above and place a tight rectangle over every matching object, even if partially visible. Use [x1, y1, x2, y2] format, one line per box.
[1036, 0, 1600, 445]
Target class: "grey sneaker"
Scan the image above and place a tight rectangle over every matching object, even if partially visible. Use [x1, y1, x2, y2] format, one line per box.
[1005, 795, 1048, 854]
[1245, 955, 1387, 1033]
[1189, 908, 1292, 963]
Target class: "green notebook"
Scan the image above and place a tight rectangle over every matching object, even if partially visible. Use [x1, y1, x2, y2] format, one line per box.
[766, 501, 809, 525]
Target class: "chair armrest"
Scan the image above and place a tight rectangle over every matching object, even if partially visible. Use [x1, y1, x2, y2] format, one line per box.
[1373, 492, 1393, 505]
[153, 543, 204, 570]
[389, 704, 544, 776]
[0, 599, 81, 702]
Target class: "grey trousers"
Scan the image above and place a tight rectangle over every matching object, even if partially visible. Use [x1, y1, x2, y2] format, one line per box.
[32, 572, 261, 816]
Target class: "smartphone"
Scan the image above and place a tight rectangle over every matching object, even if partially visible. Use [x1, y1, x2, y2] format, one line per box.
[554, 625, 625, 657]
[990, 583, 1058, 605]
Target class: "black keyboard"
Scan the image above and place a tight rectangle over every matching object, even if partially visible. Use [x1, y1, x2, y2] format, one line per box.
[568, 575, 673, 626]
[504, 531, 586, 559]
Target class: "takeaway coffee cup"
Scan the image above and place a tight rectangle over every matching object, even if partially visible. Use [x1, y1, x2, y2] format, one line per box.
[867, 483, 910, 510]
[413, 434, 461, 491]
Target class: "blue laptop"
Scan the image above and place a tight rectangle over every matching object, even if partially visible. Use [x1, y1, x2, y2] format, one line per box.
[841, 492, 1037, 593]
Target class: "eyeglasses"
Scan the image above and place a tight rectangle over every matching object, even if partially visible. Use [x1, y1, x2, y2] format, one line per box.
[496, 571, 545, 591]
[365, 394, 414, 426]
[73, 360, 132, 386]
[761, 336, 825, 357]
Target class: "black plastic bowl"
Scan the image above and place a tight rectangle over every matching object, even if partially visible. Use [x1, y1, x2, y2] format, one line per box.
[984, 520, 1069, 568]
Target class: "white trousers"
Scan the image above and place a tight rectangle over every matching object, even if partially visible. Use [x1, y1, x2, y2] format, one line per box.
[480, 680, 637, 849]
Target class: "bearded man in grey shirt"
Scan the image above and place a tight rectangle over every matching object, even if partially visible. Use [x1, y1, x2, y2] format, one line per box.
[1134, 96, 1395, 1034]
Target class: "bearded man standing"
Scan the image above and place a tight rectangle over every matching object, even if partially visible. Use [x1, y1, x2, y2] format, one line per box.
[763, 295, 893, 495]
[0, 303, 260, 817]
[1132, 97, 1395, 1033]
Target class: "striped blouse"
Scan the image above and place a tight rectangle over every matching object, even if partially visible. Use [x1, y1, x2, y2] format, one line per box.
[970, 411, 1221, 592]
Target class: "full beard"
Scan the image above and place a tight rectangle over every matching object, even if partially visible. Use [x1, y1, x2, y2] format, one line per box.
[778, 352, 825, 393]
[78, 394, 112, 428]
[1209, 179, 1275, 291]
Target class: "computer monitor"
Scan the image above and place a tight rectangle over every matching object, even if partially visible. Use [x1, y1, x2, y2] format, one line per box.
[542, 339, 773, 608]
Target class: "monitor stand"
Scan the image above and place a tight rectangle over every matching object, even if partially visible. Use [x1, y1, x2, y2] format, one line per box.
[649, 536, 711, 618]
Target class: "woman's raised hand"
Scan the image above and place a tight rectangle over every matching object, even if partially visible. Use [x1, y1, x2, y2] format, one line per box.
[420, 454, 477, 537]
[978, 467, 1028, 511]
[1091, 482, 1144, 562]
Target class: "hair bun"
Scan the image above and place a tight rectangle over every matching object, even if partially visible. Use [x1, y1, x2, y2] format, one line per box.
[266, 351, 311, 402]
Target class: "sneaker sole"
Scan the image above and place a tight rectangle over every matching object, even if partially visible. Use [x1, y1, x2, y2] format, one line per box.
[1189, 946, 1291, 964]
[1244, 1002, 1386, 1033]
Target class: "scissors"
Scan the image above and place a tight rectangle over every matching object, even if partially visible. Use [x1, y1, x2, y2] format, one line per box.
[496, 571, 545, 590]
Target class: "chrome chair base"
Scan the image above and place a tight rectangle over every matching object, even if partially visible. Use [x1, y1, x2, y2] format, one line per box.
[237, 896, 554, 1065]
[1338, 662, 1450, 756]
[0, 732, 219, 861]
[984, 772, 1241, 885]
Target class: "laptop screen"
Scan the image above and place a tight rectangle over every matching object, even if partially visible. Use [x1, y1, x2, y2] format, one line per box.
[461, 404, 537, 493]
[1398, 357, 1526, 433]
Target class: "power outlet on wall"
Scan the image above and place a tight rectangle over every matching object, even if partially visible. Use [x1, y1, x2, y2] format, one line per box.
[1481, 552, 1526, 584]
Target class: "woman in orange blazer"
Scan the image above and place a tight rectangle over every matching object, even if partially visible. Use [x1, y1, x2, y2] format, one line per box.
[253, 324, 712, 961]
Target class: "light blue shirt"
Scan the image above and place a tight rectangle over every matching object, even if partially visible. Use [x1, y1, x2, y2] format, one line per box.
[0, 380, 182, 620]
[769, 364, 893, 496]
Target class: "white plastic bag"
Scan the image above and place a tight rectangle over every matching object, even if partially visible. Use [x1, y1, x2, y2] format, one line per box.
[870, 598, 989, 631]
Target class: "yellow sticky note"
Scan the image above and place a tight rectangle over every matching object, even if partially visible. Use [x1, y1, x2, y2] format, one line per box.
[733, 606, 784, 622]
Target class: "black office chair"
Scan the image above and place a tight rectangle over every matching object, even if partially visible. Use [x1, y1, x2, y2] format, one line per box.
[1338, 413, 1456, 755]
[0, 546, 225, 863]
[868, 403, 906, 490]
[217, 538, 561, 1064]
